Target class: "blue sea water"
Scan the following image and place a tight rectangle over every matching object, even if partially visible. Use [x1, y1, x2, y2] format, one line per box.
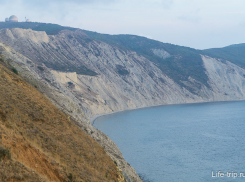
[94, 101, 245, 182]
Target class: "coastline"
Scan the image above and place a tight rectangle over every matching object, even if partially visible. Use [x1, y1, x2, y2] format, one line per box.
[90, 103, 165, 125]
[90, 99, 245, 126]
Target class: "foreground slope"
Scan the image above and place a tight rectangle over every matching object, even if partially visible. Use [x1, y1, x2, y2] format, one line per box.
[0, 61, 123, 181]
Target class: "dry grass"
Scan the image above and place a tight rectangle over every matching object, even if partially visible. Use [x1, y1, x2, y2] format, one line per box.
[0, 61, 122, 181]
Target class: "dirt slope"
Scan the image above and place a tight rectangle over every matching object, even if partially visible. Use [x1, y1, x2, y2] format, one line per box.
[0, 61, 123, 181]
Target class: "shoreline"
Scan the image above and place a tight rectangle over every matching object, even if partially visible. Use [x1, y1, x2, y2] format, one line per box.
[90, 103, 166, 125]
[90, 99, 245, 125]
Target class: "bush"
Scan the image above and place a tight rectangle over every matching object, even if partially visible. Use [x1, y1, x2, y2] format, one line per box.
[0, 147, 11, 161]
[12, 68, 18, 75]
[67, 173, 73, 182]
[116, 65, 129, 76]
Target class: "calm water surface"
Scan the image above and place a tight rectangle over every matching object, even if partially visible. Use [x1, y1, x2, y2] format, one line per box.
[94, 101, 245, 182]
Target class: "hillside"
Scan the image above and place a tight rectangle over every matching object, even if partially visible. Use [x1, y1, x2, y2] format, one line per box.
[0, 25, 244, 118]
[0, 22, 77, 35]
[0, 60, 123, 181]
[82, 31, 209, 90]
[204, 43, 245, 68]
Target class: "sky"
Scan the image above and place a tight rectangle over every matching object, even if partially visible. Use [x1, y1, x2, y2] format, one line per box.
[0, 0, 245, 49]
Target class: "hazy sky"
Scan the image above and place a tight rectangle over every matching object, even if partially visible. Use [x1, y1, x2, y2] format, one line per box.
[0, 0, 245, 49]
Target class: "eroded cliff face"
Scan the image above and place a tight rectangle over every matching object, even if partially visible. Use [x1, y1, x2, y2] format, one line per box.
[1, 28, 245, 181]
[0, 28, 206, 118]
[202, 55, 245, 100]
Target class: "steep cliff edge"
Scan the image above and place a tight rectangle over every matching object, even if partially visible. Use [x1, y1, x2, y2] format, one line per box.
[0, 28, 205, 118]
[1, 28, 245, 119]
[1, 27, 245, 182]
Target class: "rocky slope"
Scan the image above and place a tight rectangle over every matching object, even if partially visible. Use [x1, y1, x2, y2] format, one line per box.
[1, 26, 245, 181]
[0, 28, 205, 118]
[202, 55, 245, 100]
[0, 61, 124, 182]
[1, 28, 245, 118]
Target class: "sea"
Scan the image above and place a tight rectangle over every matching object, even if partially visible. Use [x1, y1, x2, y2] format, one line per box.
[94, 101, 245, 182]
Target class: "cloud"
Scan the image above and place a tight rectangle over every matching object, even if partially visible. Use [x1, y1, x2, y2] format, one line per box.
[0, 0, 117, 4]
[0, 0, 119, 19]
[177, 9, 201, 23]
[145, 0, 174, 9]
[0, 0, 118, 10]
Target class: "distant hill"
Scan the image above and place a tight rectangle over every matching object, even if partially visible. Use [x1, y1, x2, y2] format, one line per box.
[0, 22, 77, 35]
[204, 43, 245, 68]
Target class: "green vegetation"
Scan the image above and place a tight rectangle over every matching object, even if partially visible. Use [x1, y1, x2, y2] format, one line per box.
[203, 43, 245, 68]
[32, 23, 77, 35]
[12, 68, 18, 75]
[44, 62, 97, 76]
[68, 82, 75, 89]
[67, 173, 73, 182]
[116, 65, 129, 76]
[0, 57, 19, 76]
[37, 66, 45, 72]
[0, 147, 11, 161]
[0, 22, 77, 35]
